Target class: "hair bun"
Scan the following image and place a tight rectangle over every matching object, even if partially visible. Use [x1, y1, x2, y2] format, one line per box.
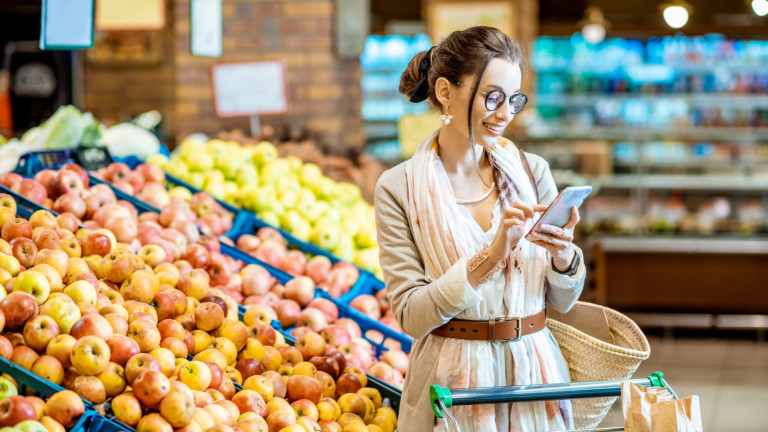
[409, 47, 433, 103]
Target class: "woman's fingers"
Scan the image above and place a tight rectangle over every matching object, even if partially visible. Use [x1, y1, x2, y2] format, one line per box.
[539, 224, 564, 237]
[533, 204, 549, 213]
[503, 206, 526, 221]
[529, 231, 570, 248]
[564, 207, 581, 228]
[512, 200, 535, 220]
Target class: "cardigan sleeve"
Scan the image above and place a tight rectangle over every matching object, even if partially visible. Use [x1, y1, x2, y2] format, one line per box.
[527, 152, 587, 313]
[374, 166, 481, 340]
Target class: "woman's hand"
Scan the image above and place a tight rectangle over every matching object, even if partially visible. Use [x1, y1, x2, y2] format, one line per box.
[528, 207, 580, 271]
[488, 200, 536, 260]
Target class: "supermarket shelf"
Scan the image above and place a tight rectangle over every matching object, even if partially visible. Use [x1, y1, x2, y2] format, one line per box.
[591, 234, 768, 254]
[525, 127, 768, 142]
[626, 312, 768, 330]
[593, 174, 768, 191]
[538, 93, 768, 108]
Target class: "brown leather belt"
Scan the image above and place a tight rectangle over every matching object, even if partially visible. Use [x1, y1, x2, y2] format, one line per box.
[431, 309, 547, 341]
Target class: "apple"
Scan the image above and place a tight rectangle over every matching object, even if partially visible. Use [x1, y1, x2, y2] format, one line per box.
[194, 302, 224, 332]
[44, 390, 84, 428]
[335, 374, 362, 396]
[304, 256, 331, 285]
[13, 270, 50, 305]
[150, 347, 177, 378]
[136, 413, 173, 432]
[13, 179, 47, 205]
[125, 352, 162, 385]
[47, 170, 84, 198]
[63, 279, 97, 306]
[240, 265, 274, 297]
[350, 295, 380, 320]
[310, 356, 340, 380]
[69, 313, 112, 341]
[0, 254, 20, 278]
[133, 369, 171, 408]
[81, 232, 111, 257]
[40, 295, 80, 334]
[232, 390, 268, 417]
[30, 355, 64, 385]
[298, 308, 328, 332]
[95, 361, 127, 397]
[178, 360, 212, 391]
[178, 269, 210, 301]
[0, 193, 18, 215]
[11, 345, 39, 370]
[277, 345, 303, 367]
[295, 332, 326, 361]
[0, 336, 11, 360]
[206, 253, 232, 287]
[70, 335, 110, 375]
[215, 319, 247, 351]
[0, 395, 36, 426]
[10, 237, 37, 268]
[286, 375, 322, 404]
[284, 276, 315, 307]
[274, 299, 301, 329]
[158, 389, 195, 428]
[22, 315, 60, 352]
[28, 210, 57, 230]
[111, 393, 142, 426]
[334, 318, 362, 339]
[127, 319, 162, 352]
[292, 399, 320, 421]
[73, 375, 106, 403]
[120, 269, 159, 304]
[0, 292, 39, 331]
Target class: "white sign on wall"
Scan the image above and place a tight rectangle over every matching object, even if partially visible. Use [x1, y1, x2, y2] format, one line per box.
[210, 61, 288, 118]
[191, 0, 222, 57]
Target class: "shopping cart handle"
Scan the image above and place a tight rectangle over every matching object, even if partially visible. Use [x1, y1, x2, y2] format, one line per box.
[429, 372, 671, 417]
[430, 385, 453, 418]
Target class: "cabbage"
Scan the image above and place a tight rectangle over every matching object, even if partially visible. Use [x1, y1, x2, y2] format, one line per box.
[101, 123, 160, 160]
[20, 105, 101, 150]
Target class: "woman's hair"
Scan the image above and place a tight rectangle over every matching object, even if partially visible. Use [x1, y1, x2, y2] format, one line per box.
[400, 26, 525, 187]
[399, 26, 525, 109]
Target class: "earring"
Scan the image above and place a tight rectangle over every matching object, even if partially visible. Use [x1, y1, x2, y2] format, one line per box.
[440, 112, 453, 125]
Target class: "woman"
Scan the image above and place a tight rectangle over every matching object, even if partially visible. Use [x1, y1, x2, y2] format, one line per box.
[374, 27, 586, 431]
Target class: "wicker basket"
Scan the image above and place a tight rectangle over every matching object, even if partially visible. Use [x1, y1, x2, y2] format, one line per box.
[548, 302, 651, 429]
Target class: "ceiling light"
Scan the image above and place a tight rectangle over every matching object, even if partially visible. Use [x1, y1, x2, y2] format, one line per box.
[580, 7, 609, 44]
[753, 0, 768, 16]
[662, 3, 690, 28]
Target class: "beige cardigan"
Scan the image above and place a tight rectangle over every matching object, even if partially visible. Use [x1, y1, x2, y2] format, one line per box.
[374, 152, 586, 431]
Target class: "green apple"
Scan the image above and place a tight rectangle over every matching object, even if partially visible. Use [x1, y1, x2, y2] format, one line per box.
[354, 247, 379, 271]
[204, 181, 227, 200]
[179, 139, 208, 160]
[0, 375, 18, 398]
[235, 164, 259, 186]
[146, 154, 169, 168]
[309, 224, 341, 251]
[64, 279, 97, 305]
[333, 234, 356, 262]
[277, 189, 298, 209]
[294, 189, 317, 219]
[258, 211, 281, 227]
[284, 155, 304, 173]
[310, 177, 336, 200]
[276, 174, 301, 195]
[40, 295, 81, 334]
[299, 163, 323, 187]
[320, 208, 342, 224]
[305, 201, 330, 224]
[16, 420, 48, 432]
[280, 210, 306, 233]
[13, 270, 51, 304]
[251, 141, 278, 166]
[225, 191, 243, 208]
[259, 160, 292, 185]
[186, 152, 214, 172]
[248, 187, 278, 213]
[184, 172, 206, 189]
[341, 216, 361, 238]
[164, 157, 190, 178]
[0, 254, 20, 277]
[168, 186, 193, 202]
[337, 182, 362, 206]
[202, 170, 225, 188]
[291, 218, 312, 242]
[238, 185, 260, 212]
[356, 226, 378, 249]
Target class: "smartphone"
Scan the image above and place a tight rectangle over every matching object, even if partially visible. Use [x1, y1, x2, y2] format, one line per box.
[526, 186, 593, 241]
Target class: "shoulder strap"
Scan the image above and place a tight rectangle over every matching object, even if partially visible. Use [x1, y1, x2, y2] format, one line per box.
[519, 149, 539, 204]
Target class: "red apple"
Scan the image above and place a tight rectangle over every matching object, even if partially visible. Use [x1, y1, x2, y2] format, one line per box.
[13, 179, 48, 205]
[2, 218, 33, 243]
[10, 237, 38, 268]
[274, 299, 301, 329]
[0, 395, 37, 426]
[0, 292, 39, 331]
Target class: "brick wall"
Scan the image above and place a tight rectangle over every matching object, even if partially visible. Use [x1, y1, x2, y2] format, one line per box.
[83, 0, 365, 156]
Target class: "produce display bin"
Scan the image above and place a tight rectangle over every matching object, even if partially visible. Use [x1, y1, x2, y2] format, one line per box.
[0, 357, 96, 432]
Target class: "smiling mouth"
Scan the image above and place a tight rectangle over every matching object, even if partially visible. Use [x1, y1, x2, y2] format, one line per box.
[482, 122, 505, 132]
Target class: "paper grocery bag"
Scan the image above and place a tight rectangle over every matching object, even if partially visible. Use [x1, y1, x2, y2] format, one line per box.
[622, 382, 703, 432]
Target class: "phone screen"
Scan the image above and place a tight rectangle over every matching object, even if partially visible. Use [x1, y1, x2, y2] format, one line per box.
[530, 186, 592, 235]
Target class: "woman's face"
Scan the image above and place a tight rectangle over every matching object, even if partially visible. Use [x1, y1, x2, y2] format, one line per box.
[447, 58, 523, 149]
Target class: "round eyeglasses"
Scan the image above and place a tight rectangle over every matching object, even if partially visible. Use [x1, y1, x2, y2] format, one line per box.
[453, 82, 528, 114]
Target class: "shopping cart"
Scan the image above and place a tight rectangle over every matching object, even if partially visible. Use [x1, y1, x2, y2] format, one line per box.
[429, 371, 676, 432]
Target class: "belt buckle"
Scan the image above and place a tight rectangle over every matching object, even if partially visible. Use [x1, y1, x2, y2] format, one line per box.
[509, 317, 522, 342]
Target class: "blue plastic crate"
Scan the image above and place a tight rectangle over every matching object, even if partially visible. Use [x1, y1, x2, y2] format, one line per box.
[13, 150, 74, 176]
[0, 357, 96, 431]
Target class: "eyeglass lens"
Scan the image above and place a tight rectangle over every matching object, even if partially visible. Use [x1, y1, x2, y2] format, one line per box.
[486, 90, 527, 113]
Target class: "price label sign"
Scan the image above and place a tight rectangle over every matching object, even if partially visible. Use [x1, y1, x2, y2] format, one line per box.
[73, 146, 114, 171]
[210, 61, 288, 118]
[40, 0, 94, 50]
[95, 0, 165, 31]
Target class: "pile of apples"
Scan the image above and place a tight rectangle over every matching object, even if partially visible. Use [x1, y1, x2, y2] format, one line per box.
[0, 194, 400, 432]
[236, 228, 359, 298]
[0, 376, 86, 432]
[144, 139, 382, 279]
